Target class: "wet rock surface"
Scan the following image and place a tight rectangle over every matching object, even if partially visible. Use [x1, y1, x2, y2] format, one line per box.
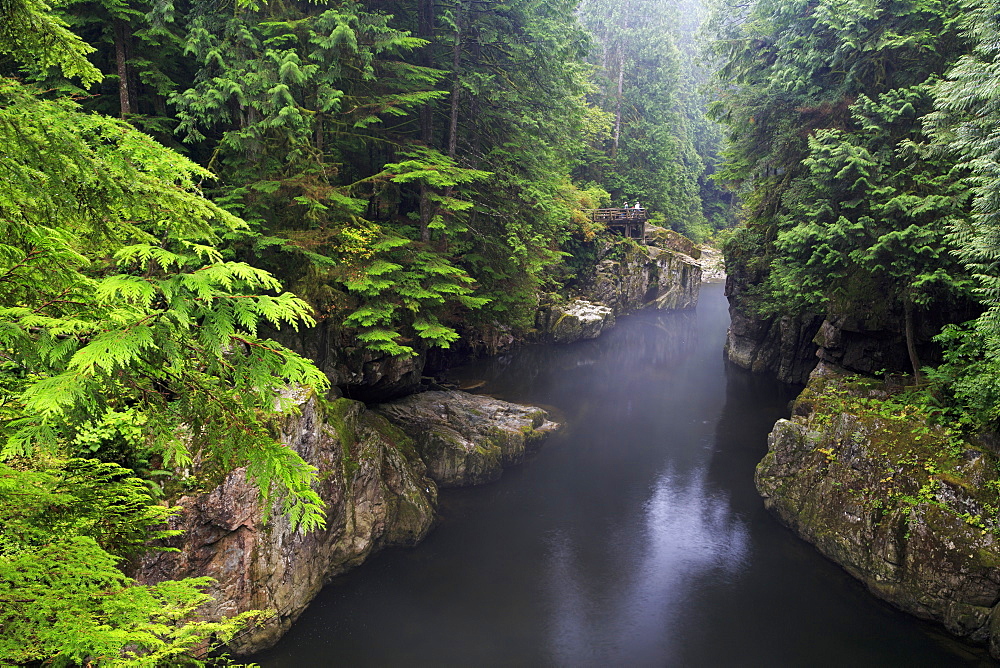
[375, 390, 561, 487]
[535, 299, 615, 344]
[722, 261, 822, 384]
[757, 365, 1000, 657]
[725, 303, 823, 385]
[136, 393, 437, 654]
[136, 389, 560, 654]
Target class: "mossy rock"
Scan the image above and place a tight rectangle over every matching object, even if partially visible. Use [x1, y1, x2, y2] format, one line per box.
[645, 225, 702, 259]
[758, 366, 1000, 656]
[374, 390, 561, 487]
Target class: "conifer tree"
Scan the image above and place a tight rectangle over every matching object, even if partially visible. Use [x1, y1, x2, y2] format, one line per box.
[1, 2, 330, 661]
[708, 0, 968, 377]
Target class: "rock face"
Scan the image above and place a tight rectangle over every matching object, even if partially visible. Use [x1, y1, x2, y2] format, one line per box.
[137, 393, 437, 654]
[696, 245, 726, 283]
[136, 389, 560, 655]
[536, 239, 701, 344]
[813, 314, 919, 375]
[757, 366, 1000, 656]
[588, 243, 701, 314]
[722, 246, 975, 384]
[375, 390, 561, 487]
[644, 225, 702, 259]
[535, 299, 615, 344]
[725, 302, 823, 385]
[275, 321, 426, 402]
[723, 261, 823, 384]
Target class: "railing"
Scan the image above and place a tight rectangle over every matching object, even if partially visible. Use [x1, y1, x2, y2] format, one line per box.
[590, 207, 648, 222]
[587, 208, 648, 239]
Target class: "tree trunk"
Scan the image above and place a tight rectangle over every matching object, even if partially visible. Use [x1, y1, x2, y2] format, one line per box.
[113, 18, 131, 118]
[418, 0, 435, 145]
[904, 296, 923, 383]
[612, 46, 624, 158]
[469, 25, 482, 163]
[419, 183, 432, 243]
[447, 2, 463, 159]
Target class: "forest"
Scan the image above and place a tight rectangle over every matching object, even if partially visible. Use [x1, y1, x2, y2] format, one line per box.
[712, 0, 1000, 417]
[5, 0, 1000, 662]
[0, 0, 723, 662]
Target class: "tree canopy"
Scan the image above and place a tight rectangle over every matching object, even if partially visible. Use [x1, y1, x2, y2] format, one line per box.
[0, 0, 729, 662]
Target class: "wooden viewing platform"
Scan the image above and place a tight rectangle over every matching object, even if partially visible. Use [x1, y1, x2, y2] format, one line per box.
[590, 208, 648, 239]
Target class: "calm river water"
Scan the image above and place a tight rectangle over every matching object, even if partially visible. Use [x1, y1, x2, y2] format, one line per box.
[257, 282, 988, 667]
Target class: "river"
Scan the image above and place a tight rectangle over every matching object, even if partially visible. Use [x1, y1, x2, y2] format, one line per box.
[256, 282, 985, 667]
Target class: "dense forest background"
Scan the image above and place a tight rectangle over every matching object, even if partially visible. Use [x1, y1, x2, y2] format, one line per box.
[8, 0, 1000, 661]
[0, 0, 727, 662]
[43, 0, 729, 353]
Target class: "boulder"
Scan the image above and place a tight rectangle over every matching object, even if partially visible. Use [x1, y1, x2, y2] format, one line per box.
[375, 390, 561, 487]
[644, 225, 702, 259]
[135, 389, 561, 653]
[136, 393, 437, 654]
[535, 299, 615, 344]
[757, 365, 1000, 656]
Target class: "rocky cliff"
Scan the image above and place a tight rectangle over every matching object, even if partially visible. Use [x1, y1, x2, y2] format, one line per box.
[722, 253, 822, 385]
[137, 393, 437, 654]
[757, 365, 1000, 657]
[536, 239, 701, 344]
[723, 248, 973, 385]
[137, 390, 559, 655]
[725, 302, 823, 385]
[376, 390, 560, 487]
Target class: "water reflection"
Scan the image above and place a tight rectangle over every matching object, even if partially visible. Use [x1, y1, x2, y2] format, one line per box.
[256, 284, 980, 667]
[546, 466, 748, 666]
[444, 310, 698, 405]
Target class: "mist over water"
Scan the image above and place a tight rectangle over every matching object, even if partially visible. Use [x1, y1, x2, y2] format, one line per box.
[256, 283, 980, 667]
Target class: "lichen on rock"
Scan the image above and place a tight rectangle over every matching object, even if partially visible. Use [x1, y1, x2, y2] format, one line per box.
[136, 392, 438, 655]
[757, 364, 1000, 656]
[375, 390, 561, 487]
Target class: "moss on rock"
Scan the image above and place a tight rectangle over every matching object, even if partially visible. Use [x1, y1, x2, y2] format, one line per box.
[374, 390, 561, 488]
[758, 364, 1000, 655]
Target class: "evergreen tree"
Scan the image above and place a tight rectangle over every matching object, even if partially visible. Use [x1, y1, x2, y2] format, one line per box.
[923, 0, 1000, 423]
[708, 0, 969, 377]
[578, 0, 715, 240]
[1, 2, 328, 660]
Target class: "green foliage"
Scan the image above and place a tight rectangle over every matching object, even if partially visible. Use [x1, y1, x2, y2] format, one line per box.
[924, 322, 1000, 428]
[928, 0, 1000, 354]
[577, 0, 725, 237]
[339, 233, 490, 355]
[708, 0, 971, 378]
[0, 458, 269, 666]
[768, 94, 970, 318]
[0, 78, 328, 530]
[0, 0, 103, 85]
[708, 0, 963, 214]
